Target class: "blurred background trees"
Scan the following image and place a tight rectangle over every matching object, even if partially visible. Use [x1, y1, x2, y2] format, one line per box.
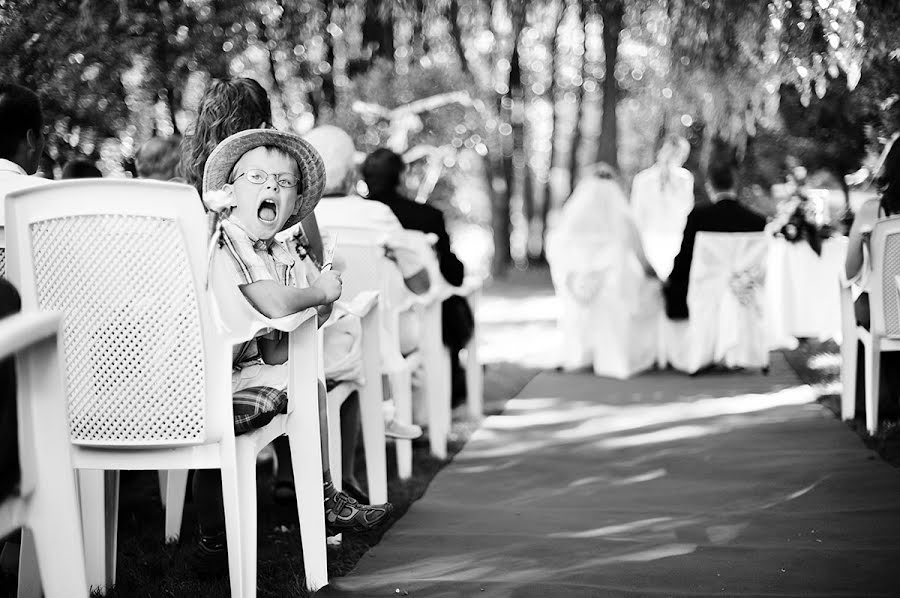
[0, 0, 894, 274]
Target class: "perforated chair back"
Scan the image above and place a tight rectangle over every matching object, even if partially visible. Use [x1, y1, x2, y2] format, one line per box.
[327, 225, 399, 306]
[868, 216, 900, 338]
[5, 180, 232, 448]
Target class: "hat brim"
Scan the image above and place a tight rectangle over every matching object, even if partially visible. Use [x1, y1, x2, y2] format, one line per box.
[202, 129, 325, 231]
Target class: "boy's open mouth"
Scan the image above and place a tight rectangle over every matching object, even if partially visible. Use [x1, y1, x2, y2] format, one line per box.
[258, 200, 278, 223]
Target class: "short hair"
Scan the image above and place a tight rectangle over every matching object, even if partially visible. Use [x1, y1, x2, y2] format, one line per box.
[303, 125, 356, 195]
[361, 148, 405, 198]
[707, 161, 735, 192]
[61, 159, 102, 179]
[0, 83, 43, 160]
[181, 78, 272, 192]
[135, 135, 182, 180]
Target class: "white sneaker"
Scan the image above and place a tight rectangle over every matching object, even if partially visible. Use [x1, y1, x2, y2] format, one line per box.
[384, 418, 423, 440]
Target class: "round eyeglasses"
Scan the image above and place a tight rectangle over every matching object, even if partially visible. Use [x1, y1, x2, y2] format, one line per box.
[234, 168, 299, 188]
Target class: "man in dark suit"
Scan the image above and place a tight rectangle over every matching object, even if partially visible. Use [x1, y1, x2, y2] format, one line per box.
[663, 161, 767, 320]
[361, 148, 471, 403]
[361, 148, 465, 286]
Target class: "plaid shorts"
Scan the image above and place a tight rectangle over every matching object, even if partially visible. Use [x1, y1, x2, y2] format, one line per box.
[233, 386, 289, 435]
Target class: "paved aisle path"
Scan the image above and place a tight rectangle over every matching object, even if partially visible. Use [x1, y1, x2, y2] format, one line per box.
[330, 355, 900, 597]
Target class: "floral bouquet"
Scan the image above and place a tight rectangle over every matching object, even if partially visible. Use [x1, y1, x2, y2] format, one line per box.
[770, 190, 833, 255]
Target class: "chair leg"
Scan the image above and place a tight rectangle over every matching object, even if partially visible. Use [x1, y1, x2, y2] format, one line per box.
[157, 470, 167, 508]
[359, 382, 388, 504]
[16, 529, 41, 598]
[163, 470, 189, 543]
[78, 469, 118, 594]
[841, 334, 859, 420]
[219, 456, 244, 598]
[286, 411, 328, 592]
[864, 341, 881, 435]
[327, 397, 343, 492]
[235, 440, 260, 598]
[392, 368, 413, 480]
[465, 344, 483, 420]
[27, 491, 92, 598]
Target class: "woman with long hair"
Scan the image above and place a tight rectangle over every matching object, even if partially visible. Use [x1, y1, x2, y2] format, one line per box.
[181, 77, 324, 263]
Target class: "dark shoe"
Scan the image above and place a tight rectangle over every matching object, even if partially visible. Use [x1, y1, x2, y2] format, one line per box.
[341, 480, 370, 505]
[325, 490, 393, 535]
[190, 533, 228, 578]
[272, 479, 295, 506]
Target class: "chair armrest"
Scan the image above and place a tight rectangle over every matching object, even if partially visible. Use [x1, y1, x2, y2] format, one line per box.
[451, 275, 484, 298]
[0, 310, 62, 361]
[344, 290, 380, 318]
[209, 248, 318, 344]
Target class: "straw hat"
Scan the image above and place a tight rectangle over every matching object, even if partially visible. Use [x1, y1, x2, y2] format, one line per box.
[202, 128, 325, 230]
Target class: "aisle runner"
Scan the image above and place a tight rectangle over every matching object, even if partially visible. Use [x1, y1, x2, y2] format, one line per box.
[329, 354, 900, 597]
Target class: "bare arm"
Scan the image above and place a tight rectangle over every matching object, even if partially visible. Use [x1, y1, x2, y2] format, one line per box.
[238, 270, 342, 319]
[845, 199, 879, 281]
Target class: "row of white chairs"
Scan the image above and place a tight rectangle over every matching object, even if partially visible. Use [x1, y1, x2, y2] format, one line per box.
[0, 179, 483, 597]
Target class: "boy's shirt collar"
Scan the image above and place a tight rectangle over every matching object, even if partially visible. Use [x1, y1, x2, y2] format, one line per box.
[221, 216, 294, 269]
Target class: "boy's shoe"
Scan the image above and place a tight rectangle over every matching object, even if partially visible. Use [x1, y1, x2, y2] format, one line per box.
[325, 489, 393, 535]
[384, 417, 423, 440]
[190, 532, 229, 578]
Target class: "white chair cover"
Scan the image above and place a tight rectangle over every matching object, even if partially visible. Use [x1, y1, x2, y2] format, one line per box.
[666, 232, 769, 373]
[547, 233, 662, 379]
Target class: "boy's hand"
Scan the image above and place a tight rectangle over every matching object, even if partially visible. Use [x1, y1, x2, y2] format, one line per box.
[313, 270, 343, 303]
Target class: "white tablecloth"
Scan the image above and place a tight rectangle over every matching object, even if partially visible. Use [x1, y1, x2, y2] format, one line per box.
[766, 236, 847, 348]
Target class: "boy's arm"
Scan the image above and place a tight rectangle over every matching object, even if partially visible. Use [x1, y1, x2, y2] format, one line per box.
[239, 271, 341, 319]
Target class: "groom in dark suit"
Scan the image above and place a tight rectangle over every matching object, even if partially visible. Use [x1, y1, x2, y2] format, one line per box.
[663, 161, 767, 320]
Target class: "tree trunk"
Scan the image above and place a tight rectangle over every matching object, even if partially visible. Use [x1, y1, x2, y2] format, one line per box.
[321, 0, 337, 115]
[447, 0, 470, 75]
[538, 0, 567, 262]
[568, 0, 588, 187]
[363, 0, 394, 63]
[597, 0, 623, 169]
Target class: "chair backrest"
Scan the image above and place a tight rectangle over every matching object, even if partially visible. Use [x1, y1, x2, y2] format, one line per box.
[689, 232, 768, 311]
[545, 232, 629, 303]
[868, 216, 900, 337]
[4, 180, 233, 448]
[326, 225, 400, 306]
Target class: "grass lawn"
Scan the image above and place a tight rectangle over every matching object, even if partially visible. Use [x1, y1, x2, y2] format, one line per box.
[0, 362, 538, 598]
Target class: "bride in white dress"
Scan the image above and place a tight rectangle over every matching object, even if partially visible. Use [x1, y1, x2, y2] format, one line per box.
[546, 163, 663, 379]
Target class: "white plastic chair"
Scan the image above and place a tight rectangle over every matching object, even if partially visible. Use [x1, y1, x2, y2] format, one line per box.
[664, 232, 769, 374]
[322, 225, 429, 476]
[546, 232, 662, 379]
[0, 311, 89, 598]
[840, 217, 900, 434]
[839, 267, 858, 422]
[4, 179, 328, 597]
[323, 290, 388, 504]
[454, 276, 484, 419]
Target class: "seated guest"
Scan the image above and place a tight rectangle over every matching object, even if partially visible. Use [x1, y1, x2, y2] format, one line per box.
[547, 162, 661, 378]
[361, 148, 472, 404]
[61, 158, 101, 179]
[135, 135, 183, 182]
[663, 161, 766, 320]
[845, 133, 900, 412]
[303, 125, 425, 445]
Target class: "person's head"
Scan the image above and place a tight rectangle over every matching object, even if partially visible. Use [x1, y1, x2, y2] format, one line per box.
[182, 78, 272, 191]
[303, 125, 357, 195]
[203, 129, 325, 242]
[0, 83, 44, 174]
[136, 135, 183, 180]
[61, 159, 101, 179]
[706, 161, 736, 198]
[657, 134, 690, 168]
[361, 148, 406, 199]
[875, 133, 900, 216]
